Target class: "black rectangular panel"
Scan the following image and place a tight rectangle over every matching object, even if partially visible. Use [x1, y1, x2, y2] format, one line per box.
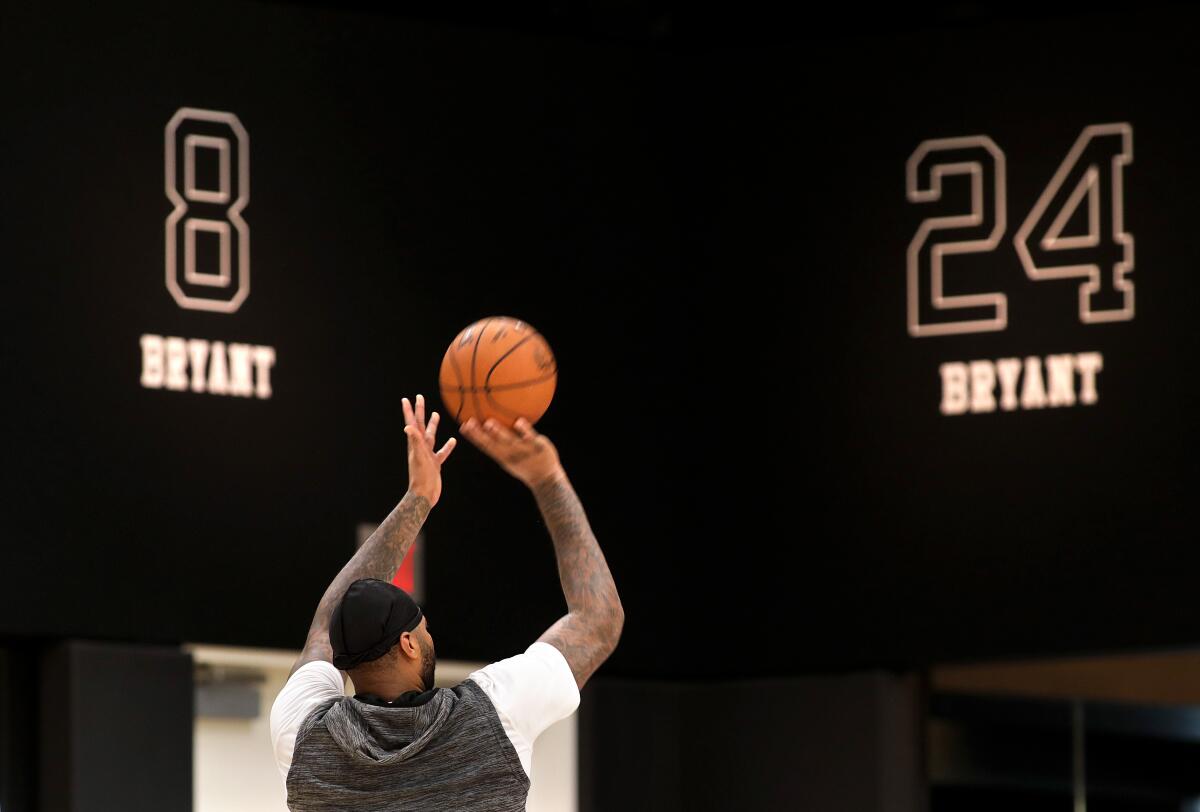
[579, 674, 925, 812]
[39, 642, 193, 812]
[0, 645, 38, 812]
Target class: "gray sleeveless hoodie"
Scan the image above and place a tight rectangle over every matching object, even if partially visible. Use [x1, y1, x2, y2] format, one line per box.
[286, 679, 530, 811]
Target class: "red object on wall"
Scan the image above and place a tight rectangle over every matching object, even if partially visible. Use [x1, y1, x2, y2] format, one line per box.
[392, 542, 417, 594]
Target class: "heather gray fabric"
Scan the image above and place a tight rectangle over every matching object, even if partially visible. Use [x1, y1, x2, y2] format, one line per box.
[285, 679, 530, 811]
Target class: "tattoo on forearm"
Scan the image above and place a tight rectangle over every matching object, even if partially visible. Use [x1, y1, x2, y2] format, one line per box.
[533, 476, 624, 688]
[293, 492, 430, 674]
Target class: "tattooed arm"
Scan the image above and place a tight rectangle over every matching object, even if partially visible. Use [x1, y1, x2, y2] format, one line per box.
[289, 395, 457, 677]
[288, 491, 431, 677]
[460, 417, 624, 689]
[531, 470, 624, 688]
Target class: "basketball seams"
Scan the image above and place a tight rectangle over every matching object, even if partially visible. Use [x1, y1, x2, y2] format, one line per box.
[468, 319, 493, 422]
[484, 377, 556, 423]
[484, 333, 537, 386]
[439, 317, 556, 426]
[483, 335, 556, 423]
[481, 391, 525, 421]
[443, 343, 468, 422]
[485, 333, 556, 386]
[475, 370, 557, 392]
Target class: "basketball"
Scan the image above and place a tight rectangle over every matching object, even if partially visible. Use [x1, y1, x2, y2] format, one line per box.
[439, 317, 557, 426]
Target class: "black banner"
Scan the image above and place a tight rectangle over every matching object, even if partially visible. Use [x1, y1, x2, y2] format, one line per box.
[3, 1, 1198, 677]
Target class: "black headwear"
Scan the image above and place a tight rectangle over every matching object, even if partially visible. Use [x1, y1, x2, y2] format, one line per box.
[329, 579, 423, 670]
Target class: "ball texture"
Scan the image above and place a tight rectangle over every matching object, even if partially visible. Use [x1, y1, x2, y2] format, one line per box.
[439, 317, 557, 426]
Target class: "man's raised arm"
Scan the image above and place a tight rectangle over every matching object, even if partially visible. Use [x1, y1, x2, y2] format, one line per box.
[460, 417, 623, 689]
[289, 394, 456, 677]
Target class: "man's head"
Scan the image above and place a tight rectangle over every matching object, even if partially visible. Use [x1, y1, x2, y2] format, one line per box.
[330, 579, 436, 693]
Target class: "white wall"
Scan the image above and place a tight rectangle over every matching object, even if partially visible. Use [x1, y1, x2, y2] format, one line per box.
[190, 645, 576, 812]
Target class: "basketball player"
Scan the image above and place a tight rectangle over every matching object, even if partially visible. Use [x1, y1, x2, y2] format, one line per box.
[270, 394, 624, 811]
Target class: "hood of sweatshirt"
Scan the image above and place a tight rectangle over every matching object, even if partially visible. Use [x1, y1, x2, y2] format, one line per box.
[321, 689, 455, 766]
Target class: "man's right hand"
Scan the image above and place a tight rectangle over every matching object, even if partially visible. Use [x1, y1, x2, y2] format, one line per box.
[404, 394, 457, 507]
[460, 417, 564, 489]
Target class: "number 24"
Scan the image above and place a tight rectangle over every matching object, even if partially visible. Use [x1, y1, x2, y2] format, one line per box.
[906, 123, 1133, 337]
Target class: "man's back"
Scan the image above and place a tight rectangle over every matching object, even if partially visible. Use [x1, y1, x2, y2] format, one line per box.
[287, 680, 527, 811]
[273, 643, 580, 812]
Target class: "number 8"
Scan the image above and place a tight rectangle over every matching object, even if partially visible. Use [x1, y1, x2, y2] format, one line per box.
[165, 108, 250, 314]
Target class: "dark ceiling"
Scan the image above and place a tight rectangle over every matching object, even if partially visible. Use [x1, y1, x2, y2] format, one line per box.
[271, 0, 1189, 43]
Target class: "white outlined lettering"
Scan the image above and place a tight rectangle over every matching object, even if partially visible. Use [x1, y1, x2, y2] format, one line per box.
[1014, 123, 1134, 323]
[906, 136, 1008, 337]
[165, 108, 250, 314]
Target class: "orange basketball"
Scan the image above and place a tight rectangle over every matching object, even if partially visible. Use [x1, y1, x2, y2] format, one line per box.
[439, 317, 557, 426]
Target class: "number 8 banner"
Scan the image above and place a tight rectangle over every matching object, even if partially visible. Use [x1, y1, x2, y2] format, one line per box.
[165, 108, 250, 314]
